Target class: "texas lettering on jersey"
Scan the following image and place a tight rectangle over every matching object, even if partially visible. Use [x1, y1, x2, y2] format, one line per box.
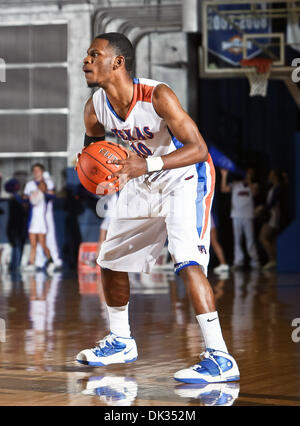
[111, 126, 154, 142]
[93, 78, 177, 158]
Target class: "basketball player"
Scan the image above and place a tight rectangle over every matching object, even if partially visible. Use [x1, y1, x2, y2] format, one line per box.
[35, 170, 63, 271]
[23, 164, 55, 274]
[76, 33, 240, 384]
[220, 167, 260, 270]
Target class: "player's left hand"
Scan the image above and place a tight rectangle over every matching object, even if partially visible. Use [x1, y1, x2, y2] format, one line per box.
[106, 149, 148, 187]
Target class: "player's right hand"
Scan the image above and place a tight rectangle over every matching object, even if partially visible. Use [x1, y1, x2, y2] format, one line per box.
[106, 149, 148, 183]
[74, 152, 82, 170]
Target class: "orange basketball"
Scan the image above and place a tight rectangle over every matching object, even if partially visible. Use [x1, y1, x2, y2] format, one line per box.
[76, 141, 128, 195]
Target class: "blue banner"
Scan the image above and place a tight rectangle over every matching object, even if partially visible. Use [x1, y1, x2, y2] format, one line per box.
[207, 3, 271, 66]
[209, 145, 245, 177]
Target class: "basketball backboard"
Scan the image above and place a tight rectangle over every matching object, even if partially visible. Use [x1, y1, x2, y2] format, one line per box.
[200, 0, 300, 79]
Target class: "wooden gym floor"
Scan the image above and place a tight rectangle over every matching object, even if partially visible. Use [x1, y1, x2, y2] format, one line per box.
[0, 268, 299, 406]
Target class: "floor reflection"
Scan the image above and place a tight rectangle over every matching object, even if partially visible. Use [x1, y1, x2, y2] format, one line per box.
[0, 268, 300, 405]
[78, 375, 138, 406]
[174, 382, 240, 406]
[24, 272, 61, 369]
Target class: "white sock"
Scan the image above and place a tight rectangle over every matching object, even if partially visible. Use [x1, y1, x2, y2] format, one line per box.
[106, 303, 131, 338]
[196, 311, 228, 353]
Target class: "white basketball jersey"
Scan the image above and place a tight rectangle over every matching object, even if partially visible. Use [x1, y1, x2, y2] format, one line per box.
[94, 79, 216, 274]
[230, 181, 254, 219]
[92, 77, 194, 184]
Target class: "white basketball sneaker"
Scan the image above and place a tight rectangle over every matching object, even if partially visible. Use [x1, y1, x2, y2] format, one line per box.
[174, 349, 240, 384]
[23, 263, 36, 272]
[76, 333, 138, 366]
[213, 264, 230, 274]
[46, 260, 55, 275]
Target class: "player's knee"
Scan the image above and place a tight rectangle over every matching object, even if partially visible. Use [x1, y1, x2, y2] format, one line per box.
[39, 240, 46, 248]
[100, 267, 126, 282]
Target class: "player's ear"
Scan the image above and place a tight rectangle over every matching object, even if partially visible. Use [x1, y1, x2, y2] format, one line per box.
[113, 55, 125, 70]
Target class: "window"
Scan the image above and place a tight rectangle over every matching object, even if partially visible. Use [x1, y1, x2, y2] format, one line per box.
[0, 23, 68, 154]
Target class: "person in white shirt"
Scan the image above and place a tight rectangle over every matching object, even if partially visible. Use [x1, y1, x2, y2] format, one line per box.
[220, 167, 260, 269]
[23, 164, 55, 274]
[35, 171, 63, 270]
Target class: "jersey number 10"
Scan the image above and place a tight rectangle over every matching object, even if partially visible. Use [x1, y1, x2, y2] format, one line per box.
[130, 142, 153, 156]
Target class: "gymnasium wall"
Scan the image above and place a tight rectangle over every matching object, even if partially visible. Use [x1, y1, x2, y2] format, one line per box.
[0, 1, 92, 192]
[277, 133, 300, 273]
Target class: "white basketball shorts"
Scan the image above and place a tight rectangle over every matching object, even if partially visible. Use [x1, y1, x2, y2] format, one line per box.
[28, 205, 48, 234]
[98, 160, 215, 276]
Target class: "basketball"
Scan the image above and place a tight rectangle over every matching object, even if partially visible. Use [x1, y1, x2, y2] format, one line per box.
[29, 189, 44, 206]
[76, 141, 128, 195]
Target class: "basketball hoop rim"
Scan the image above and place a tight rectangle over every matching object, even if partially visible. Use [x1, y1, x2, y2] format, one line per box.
[240, 58, 273, 74]
[240, 58, 272, 97]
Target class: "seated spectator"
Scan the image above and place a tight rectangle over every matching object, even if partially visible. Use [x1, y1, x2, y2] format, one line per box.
[5, 178, 28, 271]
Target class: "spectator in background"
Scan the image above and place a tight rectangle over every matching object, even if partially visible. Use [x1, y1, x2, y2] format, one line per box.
[35, 170, 63, 271]
[23, 164, 55, 274]
[279, 170, 291, 231]
[256, 169, 283, 270]
[5, 178, 28, 271]
[220, 167, 260, 270]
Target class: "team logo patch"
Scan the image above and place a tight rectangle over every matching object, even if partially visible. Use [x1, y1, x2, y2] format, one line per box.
[198, 245, 207, 254]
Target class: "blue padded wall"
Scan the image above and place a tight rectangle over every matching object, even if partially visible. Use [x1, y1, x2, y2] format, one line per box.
[277, 133, 300, 273]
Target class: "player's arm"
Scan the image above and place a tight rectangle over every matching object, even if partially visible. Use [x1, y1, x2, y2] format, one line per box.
[152, 84, 208, 168]
[107, 85, 208, 180]
[84, 97, 106, 146]
[44, 181, 56, 201]
[22, 183, 30, 201]
[220, 168, 232, 193]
